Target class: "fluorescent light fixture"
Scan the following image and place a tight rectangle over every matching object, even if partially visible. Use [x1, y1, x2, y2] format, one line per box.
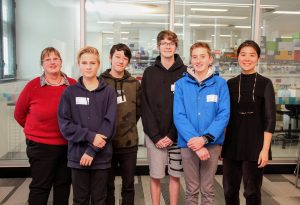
[174, 23, 183, 27]
[120, 21, 132, 25]
[273, 11, 300, 15]
[121, 37, 128, 40]
[86, 2, 156, 15]
[197, 40, 212, 43]
[234, 26, 251, 29]
[190, 23, 228, 27]
[211, 34, 232, 37]
[143, 14, 168, 17]
[109, 0, 167, 4]
[220, 35, 232, 37]
[106, 37, 114, 40]
[188, 15, 247, 20]
[102, 31, 114, 34]
[260, 4, 279, 9]
[281, 36, 293, 38]
[121, 31, 130, 34]
[191, 8, 228, 12]
[145, 22, 168, 25]
[176, 2, 251, 8]
[97, 21, 114, 24]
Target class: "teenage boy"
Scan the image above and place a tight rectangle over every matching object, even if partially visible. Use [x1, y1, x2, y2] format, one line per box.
[141, 30, 186, 205]
[58, 46, 117, 205]
[101, 43, 141, 205]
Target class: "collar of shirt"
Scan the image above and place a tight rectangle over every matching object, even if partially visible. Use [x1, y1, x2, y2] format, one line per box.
[40, 72, 71, 87]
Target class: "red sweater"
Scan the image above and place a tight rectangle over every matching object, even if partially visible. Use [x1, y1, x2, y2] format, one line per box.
[14, 76, 76, 145]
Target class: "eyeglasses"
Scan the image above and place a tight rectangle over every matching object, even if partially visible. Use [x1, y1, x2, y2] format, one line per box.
[43, 58, 61, 64]
[159, 42, 176, 47]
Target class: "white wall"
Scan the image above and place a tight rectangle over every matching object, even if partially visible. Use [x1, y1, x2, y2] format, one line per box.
[15, 0, 80, 80]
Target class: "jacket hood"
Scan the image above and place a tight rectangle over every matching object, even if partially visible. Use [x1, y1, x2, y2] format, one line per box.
[100, 69, 133, 98]
[76, 76, 107, 92]
[100, 69, 131, 81]
[186, 66, 214, 84]
[155, 53, 185, 72]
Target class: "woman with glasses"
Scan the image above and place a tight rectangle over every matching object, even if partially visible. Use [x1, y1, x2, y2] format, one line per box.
[14, 47, 76, 205]
[221, 40, 276, 205]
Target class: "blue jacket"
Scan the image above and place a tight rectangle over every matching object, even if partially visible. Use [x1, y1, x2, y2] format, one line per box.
[58, 77, 117, 169]
[174, 72, 230, 148]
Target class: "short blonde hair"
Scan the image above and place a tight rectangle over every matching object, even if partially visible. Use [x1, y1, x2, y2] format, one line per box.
[190, 42, 212, 57]
[77, 46, 100, 64]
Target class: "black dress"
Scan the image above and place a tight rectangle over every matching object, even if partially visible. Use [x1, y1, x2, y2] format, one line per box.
[221, 73, 276, 161]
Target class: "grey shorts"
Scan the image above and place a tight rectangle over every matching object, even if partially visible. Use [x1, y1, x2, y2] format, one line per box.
[145, 134, 183, 179]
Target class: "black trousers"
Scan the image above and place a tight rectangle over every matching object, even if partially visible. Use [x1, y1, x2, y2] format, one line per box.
[72, 168, 109, 205]
[106, 146, 137, 205]
[26, 140, 71, 205]
[223, 158, 264, 205]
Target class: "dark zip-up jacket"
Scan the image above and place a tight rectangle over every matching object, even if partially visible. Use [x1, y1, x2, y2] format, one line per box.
[101, 69, 141, 149]
[58, 77, 117, 169]
[141, 54, 186, 144]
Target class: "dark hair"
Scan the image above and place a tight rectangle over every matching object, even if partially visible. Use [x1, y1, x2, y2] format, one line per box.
[190, 42, 212, 57]
[110, 43, 132, 62]
[237, 40, 261, 57]
[77, 46, 100, 64]
[157, 30, 178, 47]
[40, 47, 62, 65]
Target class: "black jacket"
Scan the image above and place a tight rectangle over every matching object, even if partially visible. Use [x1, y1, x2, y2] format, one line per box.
[141, 54, 186, 144]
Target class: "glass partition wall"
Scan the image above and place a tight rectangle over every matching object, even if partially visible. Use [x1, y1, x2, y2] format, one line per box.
[173, 0, 253, 76]
[0, 0, 80, 164]
[1, 0, 300, 166]
[260, 0, 300, 159]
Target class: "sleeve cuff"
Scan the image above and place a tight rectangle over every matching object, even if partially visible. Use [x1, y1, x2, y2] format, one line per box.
[203, 133, 215, 143]
[151, 134, 162, 144]
[86, 132, 97, 144]
[85, 147, 96, 158]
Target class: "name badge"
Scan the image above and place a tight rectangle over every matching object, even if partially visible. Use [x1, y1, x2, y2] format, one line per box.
[171, 83, 175, 92]
[206, 94, 218, 102]
[76, 97, 89, 105]
[117, 95, 127, 104]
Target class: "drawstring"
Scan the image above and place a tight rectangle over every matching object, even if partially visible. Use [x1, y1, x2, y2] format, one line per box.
[113, 79, 125, 101]
[114, 79, 118, 95]
[120, 81, 124, 101]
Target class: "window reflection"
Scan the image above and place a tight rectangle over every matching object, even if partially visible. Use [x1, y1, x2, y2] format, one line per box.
[174, 0, 252, 77]
[1, 0, 300, 164]
[261, 0, 300, 159]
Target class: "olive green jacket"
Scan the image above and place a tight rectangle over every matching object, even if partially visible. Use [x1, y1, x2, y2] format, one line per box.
[101, 69, 141, 148]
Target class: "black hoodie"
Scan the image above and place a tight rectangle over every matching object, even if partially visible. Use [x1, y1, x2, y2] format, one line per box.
[58, 77, 117, 169]
[141, 54, 186, 144]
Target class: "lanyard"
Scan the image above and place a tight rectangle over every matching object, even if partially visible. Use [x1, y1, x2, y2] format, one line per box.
[238, 72, 257, 103]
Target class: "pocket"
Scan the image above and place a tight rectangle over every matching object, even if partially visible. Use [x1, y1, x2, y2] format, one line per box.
[26, 139, 38, 159]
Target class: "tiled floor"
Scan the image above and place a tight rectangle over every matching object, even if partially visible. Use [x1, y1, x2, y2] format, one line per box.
[0, 174, 299, 205]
